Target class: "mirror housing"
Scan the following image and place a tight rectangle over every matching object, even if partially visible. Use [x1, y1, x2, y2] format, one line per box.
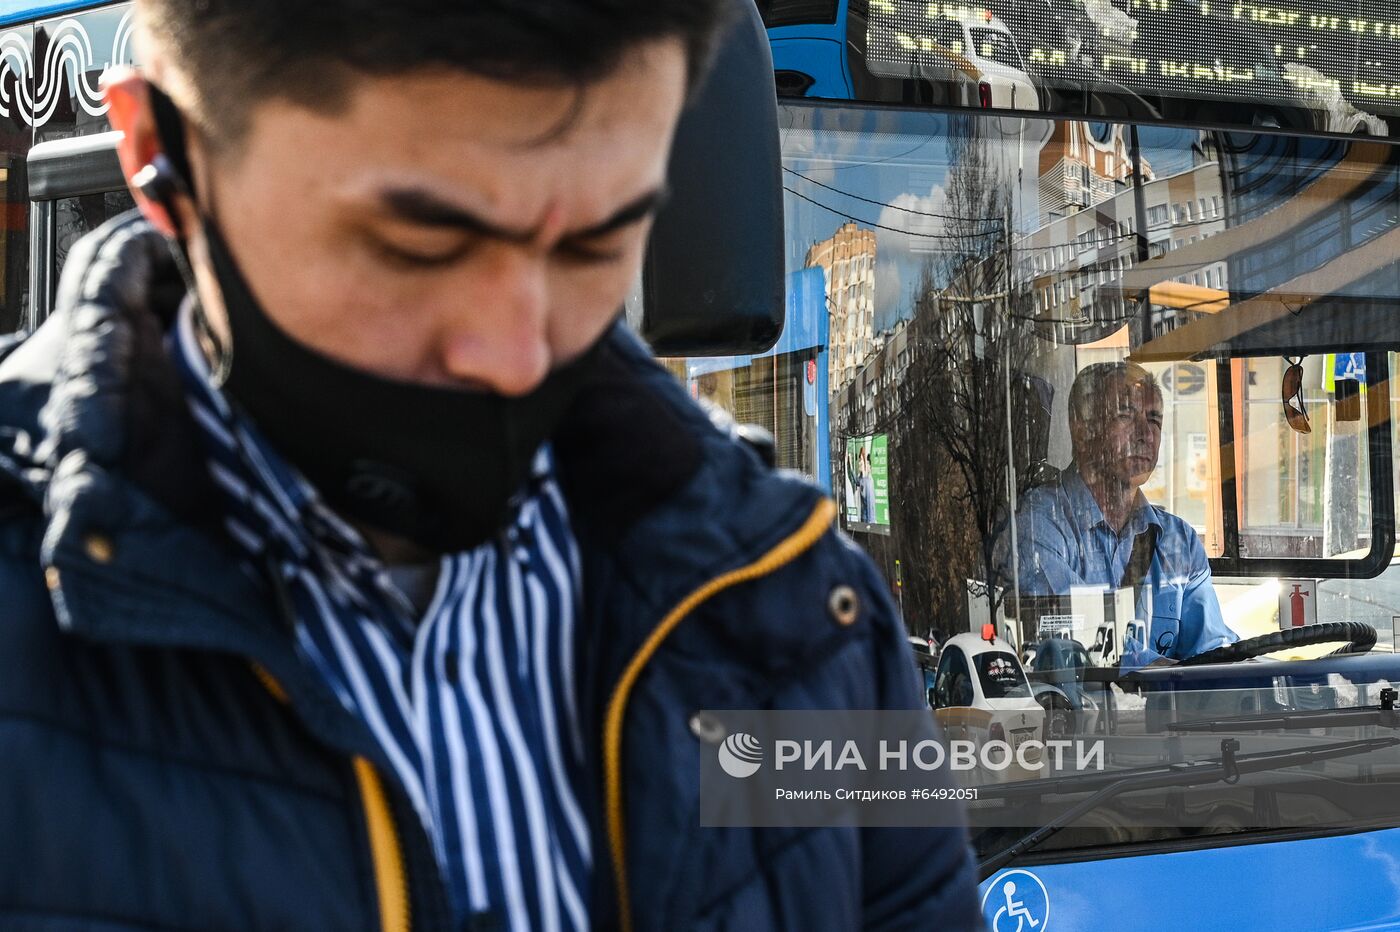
[639, 0, 784, 356]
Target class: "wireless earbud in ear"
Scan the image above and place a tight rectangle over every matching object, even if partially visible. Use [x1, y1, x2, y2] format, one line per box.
[131, 153, 186, 236]
[131, 149, 231, 381]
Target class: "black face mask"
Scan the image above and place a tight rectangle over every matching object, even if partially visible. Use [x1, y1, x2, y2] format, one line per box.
[212, 222, 602, 552]
[147, 86, 604, 553]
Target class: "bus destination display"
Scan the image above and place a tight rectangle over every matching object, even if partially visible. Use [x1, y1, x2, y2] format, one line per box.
[865, 0, 1399, 129]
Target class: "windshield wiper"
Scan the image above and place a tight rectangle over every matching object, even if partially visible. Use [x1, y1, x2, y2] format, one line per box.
[1169, 707, 1400, 733]
[977, 735, 1399, 880]
[1169, 689, 1400, 734]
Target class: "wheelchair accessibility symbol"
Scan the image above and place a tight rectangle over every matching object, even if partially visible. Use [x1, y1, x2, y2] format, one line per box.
[981, 869, 1050, 932]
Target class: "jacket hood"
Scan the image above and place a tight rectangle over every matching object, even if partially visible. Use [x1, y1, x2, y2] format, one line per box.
[0, 213, 216, 513]
[0, 214, 276, 648]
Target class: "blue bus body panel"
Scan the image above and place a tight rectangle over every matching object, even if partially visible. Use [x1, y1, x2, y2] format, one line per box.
[980, 829, 1400, 931]
[768, 34, 852, 100]
[0, 0, 105, 27]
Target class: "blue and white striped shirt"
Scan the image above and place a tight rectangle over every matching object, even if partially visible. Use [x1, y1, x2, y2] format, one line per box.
[169, 305, 592, 931]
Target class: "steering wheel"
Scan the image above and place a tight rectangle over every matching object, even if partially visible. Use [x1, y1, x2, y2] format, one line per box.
[1180, 621, 1377, 666]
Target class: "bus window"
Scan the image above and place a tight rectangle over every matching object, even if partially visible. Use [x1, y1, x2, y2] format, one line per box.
[0, 3, 140, 335]
[54, 190, 137, 284]
[660, 101, 1400, 697]
[671, 98, 1400, 871]
[1238, 355, 1372, 561]
[0, 153, 30, 336]
[33, 6, 136, 145]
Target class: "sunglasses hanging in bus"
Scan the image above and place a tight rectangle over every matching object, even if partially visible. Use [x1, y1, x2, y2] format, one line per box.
[1282, 356, 1310, 434]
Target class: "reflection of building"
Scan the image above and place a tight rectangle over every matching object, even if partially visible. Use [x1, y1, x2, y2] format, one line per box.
[805, 221, 877, 392]
[1125, 135, 1396, 360]
[1146, 135, 1396, 561]
[1025, 143, 1227, 344]
[833, 317, 911, 445]
[1038, 123, 1150, 223]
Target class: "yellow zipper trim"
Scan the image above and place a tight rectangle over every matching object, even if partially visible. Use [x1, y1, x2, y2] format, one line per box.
[247, 666, 410, 931]
[246, 668, 410, 929]
[602, 497, 838, 932]
[250, 663, 289, 704]
[355, 757, 412, 932]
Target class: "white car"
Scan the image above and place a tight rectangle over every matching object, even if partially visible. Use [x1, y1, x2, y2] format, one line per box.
[938, 11, 1040, 112]
[930, 632, 1047, 783]
[879, 11, 1040, 112]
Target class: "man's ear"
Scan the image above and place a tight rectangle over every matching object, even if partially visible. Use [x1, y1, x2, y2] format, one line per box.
[103, 67, 187, 237]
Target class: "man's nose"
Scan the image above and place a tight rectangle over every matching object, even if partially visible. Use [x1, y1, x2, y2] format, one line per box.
[437, 245, 551, 397]
[1134, 416, 1161, 447]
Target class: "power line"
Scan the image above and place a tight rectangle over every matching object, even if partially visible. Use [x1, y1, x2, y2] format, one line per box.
[822, 133, 942, 172]
[783, 166, 1004, 223]
[785, 187, 1237, 262]
[784, 186, 1005, 239]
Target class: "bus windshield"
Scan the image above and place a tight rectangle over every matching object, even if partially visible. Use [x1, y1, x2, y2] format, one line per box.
[672, 101, 1400, 861]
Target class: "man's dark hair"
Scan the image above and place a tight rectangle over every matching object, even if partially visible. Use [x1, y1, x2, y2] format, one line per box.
[140, 0, 730, 150]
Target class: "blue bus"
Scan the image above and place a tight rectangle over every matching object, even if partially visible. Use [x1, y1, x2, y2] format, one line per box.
[761, 0, 854, 99]
[0, 0, 135, 331]
[744, 1, 1400, 930]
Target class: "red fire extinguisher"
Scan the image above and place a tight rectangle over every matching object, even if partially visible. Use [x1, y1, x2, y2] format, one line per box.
[1290, 584, 1311, 628]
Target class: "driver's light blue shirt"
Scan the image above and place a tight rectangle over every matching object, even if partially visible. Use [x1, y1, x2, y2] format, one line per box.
[1012, 466, 1236, 665]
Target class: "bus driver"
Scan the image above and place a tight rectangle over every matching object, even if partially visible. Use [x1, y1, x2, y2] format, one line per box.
[1011, 362, 1238, 666]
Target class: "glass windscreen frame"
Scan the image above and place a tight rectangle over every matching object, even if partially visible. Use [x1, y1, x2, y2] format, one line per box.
[684, 100, 1400, 581]
[668, 100, 1400, 854]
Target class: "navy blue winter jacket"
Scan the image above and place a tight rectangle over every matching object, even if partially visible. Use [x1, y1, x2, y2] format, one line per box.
[0, 213, 980, 930]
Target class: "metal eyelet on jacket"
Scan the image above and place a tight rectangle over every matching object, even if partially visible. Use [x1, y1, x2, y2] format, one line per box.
[688, 711, 727, 744]
[83, 533, 115, 565]
[828, 585, 860, 627]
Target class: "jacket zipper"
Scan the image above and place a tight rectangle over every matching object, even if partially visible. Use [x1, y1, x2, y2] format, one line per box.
[601, 498, 837, 932]
[355, 757, 413, 932]
[250, 665, 412, 932]
[248, 495, 834, 932]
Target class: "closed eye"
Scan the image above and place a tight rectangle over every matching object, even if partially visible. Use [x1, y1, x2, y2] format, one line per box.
[374, 241, 468, 269]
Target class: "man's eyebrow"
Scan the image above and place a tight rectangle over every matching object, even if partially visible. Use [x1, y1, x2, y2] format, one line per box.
[379, 185, 670, 246]
[566, 187, 670, 240]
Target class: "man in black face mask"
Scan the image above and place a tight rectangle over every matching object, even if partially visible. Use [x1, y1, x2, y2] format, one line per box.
[0, 1, 980, 929]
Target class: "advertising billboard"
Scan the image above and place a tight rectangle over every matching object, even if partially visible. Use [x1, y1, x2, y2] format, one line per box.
[844, 434, 891, 530]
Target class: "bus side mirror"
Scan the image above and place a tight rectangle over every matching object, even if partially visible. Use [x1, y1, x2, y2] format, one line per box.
[638, 0, 784, 356]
